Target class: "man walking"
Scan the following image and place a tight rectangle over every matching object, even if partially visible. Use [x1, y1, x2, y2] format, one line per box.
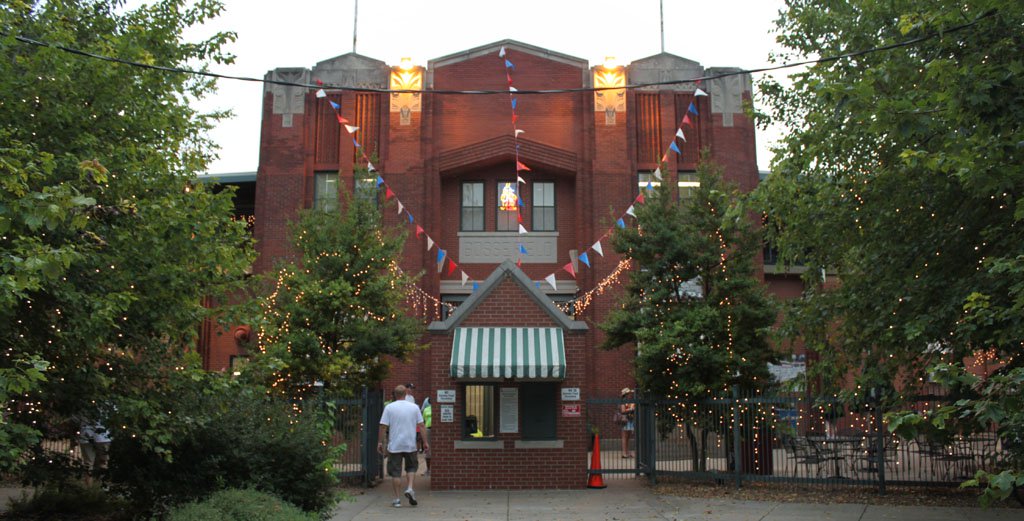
[378, 385, 426, 507]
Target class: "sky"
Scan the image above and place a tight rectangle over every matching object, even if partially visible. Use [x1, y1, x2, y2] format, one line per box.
[178, 0, 791, 174]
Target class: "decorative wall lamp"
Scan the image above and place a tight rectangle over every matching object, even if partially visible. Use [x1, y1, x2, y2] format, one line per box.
[593, 56, 625, 126]
[390, 57, 423, 126]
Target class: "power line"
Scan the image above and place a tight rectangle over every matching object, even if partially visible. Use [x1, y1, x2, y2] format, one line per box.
[8, 9, 996, 96]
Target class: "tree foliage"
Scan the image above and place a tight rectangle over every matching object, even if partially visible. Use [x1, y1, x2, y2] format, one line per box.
[251, 182, 423, 402]
[0, 0, 253, 476]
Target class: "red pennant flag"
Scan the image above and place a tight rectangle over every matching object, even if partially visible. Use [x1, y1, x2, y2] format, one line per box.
[661, 153, 669, 163]
[385, 187, 395, 200]
[511, 114, 519, 124]
[447, 259, 457, 276]
[315, 78, 324, 86]
[636, 192, 645, 204]
[336, 113, 349, 124]
[415, 225, 424, 238]
[507, 73, 513, 85]
[517, 212, 523, 223]
[682, 114, 692, 126]
[563, 263, 576, 278]
[516, 161, 531, 172]
[516, 258, 522, 268]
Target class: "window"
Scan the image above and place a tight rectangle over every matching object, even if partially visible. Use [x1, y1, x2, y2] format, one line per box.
[638, 171, 661, 191]
[532, 182, 555, 231]
[463, 384, 496, 438]
[678, 172, 700, 201]
[314, 172, 339, 211]
[496, 181, 519, 231]
[354, 176, 378, 206]
[461, 182, 484, 231]
[520, 383, 557, 440]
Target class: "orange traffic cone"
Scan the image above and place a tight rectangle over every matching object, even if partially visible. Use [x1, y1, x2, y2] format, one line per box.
[587, 434, 607, 489]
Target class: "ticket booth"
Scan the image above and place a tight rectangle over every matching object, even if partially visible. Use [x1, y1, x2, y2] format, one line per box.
[424, 261, 589, 489]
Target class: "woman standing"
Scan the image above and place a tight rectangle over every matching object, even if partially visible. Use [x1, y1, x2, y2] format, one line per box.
[619, 388, 636, 458]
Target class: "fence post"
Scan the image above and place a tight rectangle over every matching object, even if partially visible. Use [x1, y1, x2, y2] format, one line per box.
[732, 385, 742, 489]
[873, 390, 886, 494]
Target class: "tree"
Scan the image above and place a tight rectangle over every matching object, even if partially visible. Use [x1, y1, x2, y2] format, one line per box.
[251, 177, 423, 403]
[0, 0, 253, 477]
[600, 162, 776, 469]
[757, 0, 1023, 499]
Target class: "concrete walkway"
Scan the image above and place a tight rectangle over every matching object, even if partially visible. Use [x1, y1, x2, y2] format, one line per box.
[329, 477, 1024, 521]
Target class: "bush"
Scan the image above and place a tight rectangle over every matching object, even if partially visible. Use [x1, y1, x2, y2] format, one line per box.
[166, 489, 316, 521]
[106, 376, 339, 515]
[5, 482, 130, 520]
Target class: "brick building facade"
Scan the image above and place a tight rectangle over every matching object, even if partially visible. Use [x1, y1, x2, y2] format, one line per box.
[201, 40, 774, 489]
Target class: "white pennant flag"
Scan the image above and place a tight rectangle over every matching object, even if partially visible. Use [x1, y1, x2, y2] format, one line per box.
[545, 273, 558, 291]
[426, 236, 434, 251]
[397, 201, 404, 215]
[316, 89, 327, 98]
[592, 240, 604, 257]
[654, 168, 663, 180]
[518, 224, 528, 235]
[694, 88, 708, 97]
[517, 175, 525, 184]
[461, 271, 469, 286]
[676, 128, 686, 142]
[514, 129, 525, 137]
[626, 205, 635, 217]
[367, 162, 376, 172]
[344, 125, 360, 134]
[499, 46, 506, 58]
[509, 86, 518, 92]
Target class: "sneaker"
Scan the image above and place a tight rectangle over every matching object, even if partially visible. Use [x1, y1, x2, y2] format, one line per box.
[391, 499, 401, 508]
[404, 490, 417, 506]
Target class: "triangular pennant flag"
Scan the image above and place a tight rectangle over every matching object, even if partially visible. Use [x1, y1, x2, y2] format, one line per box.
[517, 212, 523, 223]
[328, 100, 340, 110]
[654, 167, 662, 180]
[676, 128, 686, 142]
[385, 187, 395, 200]
[626, 205, 636, 217]
[509, 86, 518, 92]
[579, 251, 591, 268]
[646, 181, 654, 190]
[545, 273, 558, 290]
[397, 201, 404, 214]
[519, 244, 528, 255]
[426, 236, 434, 251]
[518, 224, 528, 235]
[436, 248, 445, 264]
[636, 192, 645, 204]
[498, 46, 506, 58]
[669, 141, 682, 155]
[517, 258, 522, 268]
[353, 137, 360, 148]
[694, 88, 708, 97]
[682, 114, 692, 126]
[336, 113, 349, 124]
[472, 282, 480, 292]
[344, 124, 360, 134]
[661, 153, 669, 163]
[408, 212, 414, 224]
[505, 59, 515, 70]
[514, 129, 525, 137]
[415, 225, 424, 238]
[367, 162, 376, 172]
[563, 263, 576, 278]
[511, 98, 518, 110]
[316, 89, 327, 98]
[616, 218, 625, 228]
[461, 271, 469, 286]
[535, 282, 541, 289]
[507, 73, 513, 85]
[511, 113, 519, 124]
[592, 240, 604, 257]
[447, 259, 457, 276]
[315, 79, 324, 86]
[516, 161, 530, 171]
[688, 101, 698, 115]
[376, 175, 385, 187]
[517, 175, 525, 184]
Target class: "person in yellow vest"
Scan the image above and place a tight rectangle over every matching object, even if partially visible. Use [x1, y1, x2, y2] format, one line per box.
[421, 397, 432, 476]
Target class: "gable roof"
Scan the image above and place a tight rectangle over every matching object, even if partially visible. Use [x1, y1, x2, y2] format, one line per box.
[428, 39, 588, 70]
[427, 260, 587, 333]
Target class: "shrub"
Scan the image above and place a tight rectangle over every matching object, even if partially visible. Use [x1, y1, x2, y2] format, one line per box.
[166, 489, 316, 521]
[5, 482, 130, 520]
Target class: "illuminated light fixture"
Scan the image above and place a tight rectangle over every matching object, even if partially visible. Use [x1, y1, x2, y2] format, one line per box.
[499, 182, 519, 211]
[594, 57, 625, 126]
[390, 59, 423, 126]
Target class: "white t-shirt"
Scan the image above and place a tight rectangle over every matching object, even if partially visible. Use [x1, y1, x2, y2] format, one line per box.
[380, 399, 423, 453]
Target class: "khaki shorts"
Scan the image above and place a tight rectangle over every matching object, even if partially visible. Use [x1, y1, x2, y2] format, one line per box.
[386, 451, 418, 477]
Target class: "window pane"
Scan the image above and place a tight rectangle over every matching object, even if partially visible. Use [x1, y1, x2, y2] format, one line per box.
[464, 385, 495, 438]
[496, 181, 518, 231]
[678, 172, 699, 201]
[462, 208, 483, 231]
[314, 172, 338, 211]
[532, 182, 555, 231]
[533, 182, 554, 207]
[534, 207, 555, 232]
[354, 177, 377, 206]
[638, 171, 660, 190]
[461, 182, 484, 231]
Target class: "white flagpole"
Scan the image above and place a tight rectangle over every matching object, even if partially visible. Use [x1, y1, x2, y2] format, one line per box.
[660, 0, 665, 53]
[352, 0, 359, 53]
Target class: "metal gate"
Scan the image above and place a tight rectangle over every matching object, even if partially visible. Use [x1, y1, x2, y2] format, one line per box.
[585, 395, 654, 481]
[331, 387, 384, 486]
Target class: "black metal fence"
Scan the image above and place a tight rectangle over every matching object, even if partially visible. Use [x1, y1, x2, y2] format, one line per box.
[588, 390, 1006, 490]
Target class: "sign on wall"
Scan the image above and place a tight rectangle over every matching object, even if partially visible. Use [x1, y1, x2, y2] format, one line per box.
[561, 404, 582, 417]
[439, 404, 454, 423]
[560, 387, 580, 401]
[499, 387, 519, 433]
[437, 389, 456, 403]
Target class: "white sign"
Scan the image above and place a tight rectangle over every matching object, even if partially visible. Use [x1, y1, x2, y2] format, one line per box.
[561, 387, 580, 401]
[439, 404, 454, 423]
[437, 389, 456, 403]
[499, 387, 519, 433]
[768, 355, 806, 383]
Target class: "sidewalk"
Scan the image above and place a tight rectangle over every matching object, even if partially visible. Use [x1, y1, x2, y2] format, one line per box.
[329, 477, 1024, 521]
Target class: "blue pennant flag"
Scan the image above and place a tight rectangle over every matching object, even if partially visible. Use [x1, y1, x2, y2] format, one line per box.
[669, 141, 682, 155]
[616, 218, 626, 229]
[376, 176, 384, 187]
[472, 282, 480, 292]
[646, 181, 654, 190]
[328, 100, 340, 110]
[408, 213, 414, 224]
[688, 101, 698, 115]
[511, 98, 517, 110]
[353, 138, 361, 148]
[535, 282, 541, 289]
[437, 249, 445, 263]
[505, 59, 515, 70]
[579, 252, 590, 268]
[519, 244, 528, 255]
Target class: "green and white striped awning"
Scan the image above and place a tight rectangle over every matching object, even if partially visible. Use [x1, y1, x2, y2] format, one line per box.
[450, 327, 566, 380]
